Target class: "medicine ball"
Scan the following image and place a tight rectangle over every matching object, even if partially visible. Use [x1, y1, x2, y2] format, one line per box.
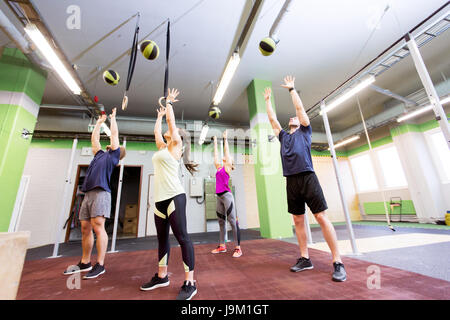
[259, 37, 276, 56]
[140, 40, 160, 60]
[102, 70, 120, 86]
[209, 106, 221, 119]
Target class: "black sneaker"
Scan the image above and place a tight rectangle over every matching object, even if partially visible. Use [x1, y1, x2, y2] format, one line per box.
[176, 280, 197, 300]
[140, 273, 170, 291]
[332, 262, 347, 282]
[83, 263, 105, 279]
[290, 257, 314, 272]
[63, 261, 92, 275]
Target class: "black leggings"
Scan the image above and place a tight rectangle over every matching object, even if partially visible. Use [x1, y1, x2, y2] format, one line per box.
[154, 193, 194, 272]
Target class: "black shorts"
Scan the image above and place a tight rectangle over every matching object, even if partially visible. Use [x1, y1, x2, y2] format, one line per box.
[286, 171, 328, 215]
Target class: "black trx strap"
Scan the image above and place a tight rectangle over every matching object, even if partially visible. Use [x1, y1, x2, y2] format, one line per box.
[164, 20, 170, 98]
[122, 12, 140, 110]
[158, 19, 171, 108]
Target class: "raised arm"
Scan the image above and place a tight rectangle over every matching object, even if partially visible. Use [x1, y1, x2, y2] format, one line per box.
[91, 113, 106, 155]
[109, 107, 120, 150]
[213, 135, 221, 170]
[281, 76, 310, 127]
[154, 106, 167, 150]
[264, 87, 282, 137]
[165, 88, 182, 149]
[223, 130, 233, 172]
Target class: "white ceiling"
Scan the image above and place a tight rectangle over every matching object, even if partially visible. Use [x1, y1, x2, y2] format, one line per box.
[3, 0, 449, 132]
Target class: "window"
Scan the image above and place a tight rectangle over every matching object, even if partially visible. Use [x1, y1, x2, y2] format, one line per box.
[428, 130, 450, 182]
[376, 146, 408, 188]
[349, 153, 378, 192]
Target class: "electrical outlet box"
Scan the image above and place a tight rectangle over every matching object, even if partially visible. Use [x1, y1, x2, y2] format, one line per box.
[189, 177, 203, 197]
[81, 147, 93, 156]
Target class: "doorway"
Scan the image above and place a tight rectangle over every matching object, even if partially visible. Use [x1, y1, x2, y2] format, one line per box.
[65, 165, 143, 241]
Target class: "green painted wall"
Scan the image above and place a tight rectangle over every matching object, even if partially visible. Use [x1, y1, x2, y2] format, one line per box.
[0, 48, 47, 105]
[247, 79, 293, 239]
[0, 105, 38, 231]
[363, 200, 416, 215]
[0, 48, 47, 232]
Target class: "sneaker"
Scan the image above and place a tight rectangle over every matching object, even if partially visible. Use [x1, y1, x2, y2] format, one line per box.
[290, 257, 314, 272]
[211, 245, 227, 254]
[63, 261, 92, 275]
[176, 280, 197, 300]
[83, 263, 105, 279]
[332, 262, 347, 282]
[232, 248, 242, 258]
[140, 273, 170, 291]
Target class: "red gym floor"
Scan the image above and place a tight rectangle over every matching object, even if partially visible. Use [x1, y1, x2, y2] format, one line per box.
[17, 239, 449, 300]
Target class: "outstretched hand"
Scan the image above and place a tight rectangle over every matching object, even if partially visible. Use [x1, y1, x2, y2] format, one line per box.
[97, 113, 107, 124]
[109, 107, 117, 119]
[167, 88, 180, 104]
[281, 75, 295, 90]
[263, 87, 271, 101]
[223, 130, 228, 140]
[157, 106, 166, 118]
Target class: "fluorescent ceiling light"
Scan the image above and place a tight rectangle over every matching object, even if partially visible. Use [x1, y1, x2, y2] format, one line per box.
[320, 76, 376, 114]
[212, 52, 240, 105]
[328, 135, 360, 150]
[198, 124, 209, 145]
[24, 24, 81, 95]
[397, 95, 450, 122]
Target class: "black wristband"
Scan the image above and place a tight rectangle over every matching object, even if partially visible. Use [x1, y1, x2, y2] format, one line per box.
[289, 87, 295, 92]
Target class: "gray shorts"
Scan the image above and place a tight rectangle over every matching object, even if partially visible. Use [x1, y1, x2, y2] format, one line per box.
[79, 188, 111, 220]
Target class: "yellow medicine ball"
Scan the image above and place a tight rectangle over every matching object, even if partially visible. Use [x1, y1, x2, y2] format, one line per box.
[209, 106, 221, 119]
[102, 69, 120, 86]
[259, 37, 276, 56]
[140, 40, 160, 60]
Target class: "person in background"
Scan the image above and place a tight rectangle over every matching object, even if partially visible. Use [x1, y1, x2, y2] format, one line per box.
[210, 130, 242, 258]
[63, 107, 126, 279]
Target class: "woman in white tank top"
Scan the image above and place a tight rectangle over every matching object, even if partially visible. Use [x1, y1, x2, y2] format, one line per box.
[139, 88, 199, 300]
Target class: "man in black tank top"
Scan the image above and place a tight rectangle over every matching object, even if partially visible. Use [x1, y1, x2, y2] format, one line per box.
[264, 76, 347, 282]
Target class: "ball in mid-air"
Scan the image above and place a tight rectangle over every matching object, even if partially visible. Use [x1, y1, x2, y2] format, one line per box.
[209, 106, 221, 119]
[259, 37, 276, 56]
[102, 70, 120, 86]
[140, 40, 160, 60]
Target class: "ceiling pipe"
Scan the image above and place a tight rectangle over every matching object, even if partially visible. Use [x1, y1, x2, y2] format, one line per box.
[0, 7, 50, 69]
[268, 0, 294, 44]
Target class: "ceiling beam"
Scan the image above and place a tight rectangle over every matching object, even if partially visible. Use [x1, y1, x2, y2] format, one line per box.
[369, 85, 418, 107]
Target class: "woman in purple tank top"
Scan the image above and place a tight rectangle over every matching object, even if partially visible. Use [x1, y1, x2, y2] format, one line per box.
[211, 130, 242, 258]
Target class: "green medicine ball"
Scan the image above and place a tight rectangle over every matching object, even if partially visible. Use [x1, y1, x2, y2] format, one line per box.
[103, 69, 120, 86]
[259, 37, 276, 56]
[140, 40, 160, 60]
[209, 106, 221, 119]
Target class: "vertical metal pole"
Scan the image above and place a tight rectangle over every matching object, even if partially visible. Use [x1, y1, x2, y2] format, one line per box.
[321, 102, 359, 255]
[356, 97, 395, 230]
[51, 138, 78, 258]
[406, 33, 450, 149]
[109, 138, 126, 253]
[304, 212, 313, 244]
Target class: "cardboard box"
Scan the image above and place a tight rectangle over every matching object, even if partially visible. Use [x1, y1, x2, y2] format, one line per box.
[123, 217, 138, 234]
[125, 204, 138, 218]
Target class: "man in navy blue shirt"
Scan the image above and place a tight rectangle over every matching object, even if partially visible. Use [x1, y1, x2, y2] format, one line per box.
[63, 107, 126, 279]
[264, 76, 346, 282]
